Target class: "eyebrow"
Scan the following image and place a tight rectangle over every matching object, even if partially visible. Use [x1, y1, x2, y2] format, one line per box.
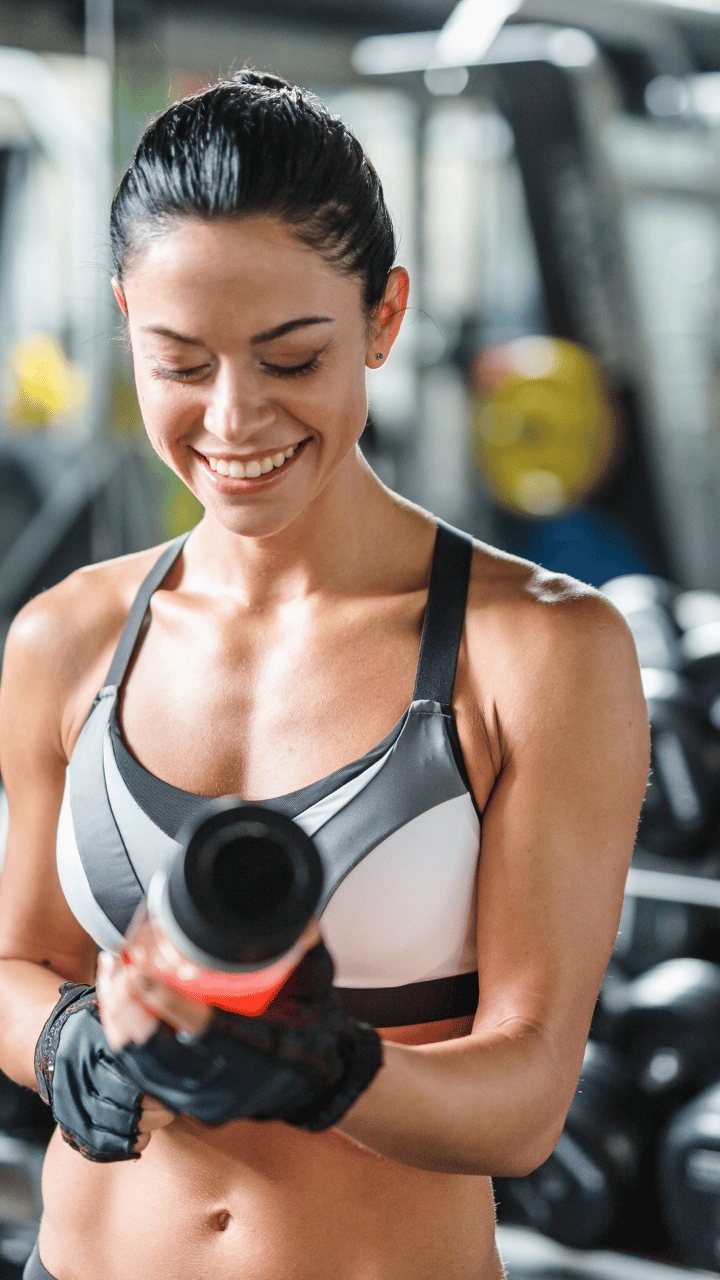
[140, 317, 334, 346]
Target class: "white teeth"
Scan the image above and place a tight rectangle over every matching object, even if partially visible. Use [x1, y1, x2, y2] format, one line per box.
[272, 452, 286, 468]
[228, 460, 246, 479]
[284, 446, 295, 459]
[208, 457, 218, 471]
[260, 457, 274, 474]
[216, 459, 230, 476]
[245, 460, 262, 479]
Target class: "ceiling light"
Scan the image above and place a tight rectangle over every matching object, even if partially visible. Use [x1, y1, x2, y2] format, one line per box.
[433, 0, 523, 68]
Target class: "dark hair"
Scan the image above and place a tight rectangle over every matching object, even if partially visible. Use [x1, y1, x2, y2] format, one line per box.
[110, 71, 396, 314]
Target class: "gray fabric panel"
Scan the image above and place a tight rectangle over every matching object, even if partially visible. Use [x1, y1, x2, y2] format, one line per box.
[56, 772, 126, 953]
[103, 727, 181, 891]
[311, 705, 469, 912]
[68, 690, 145, 935]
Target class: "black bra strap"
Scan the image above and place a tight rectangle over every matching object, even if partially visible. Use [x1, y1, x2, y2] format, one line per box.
[104, 532, 191, 689]
[413, 521, 474, 706]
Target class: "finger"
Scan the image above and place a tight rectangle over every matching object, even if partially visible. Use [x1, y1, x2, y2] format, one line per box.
[97, 953, 161, 1050]
[133, 1131, 151, 1154]
[135, 1097, 176, 1132]
[128, 974, 212, 1039]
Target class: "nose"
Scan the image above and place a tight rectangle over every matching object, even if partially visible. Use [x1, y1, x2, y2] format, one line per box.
[203, 362, 275, 442]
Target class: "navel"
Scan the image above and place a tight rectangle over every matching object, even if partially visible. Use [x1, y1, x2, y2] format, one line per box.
[214, 1210, 232, 1232]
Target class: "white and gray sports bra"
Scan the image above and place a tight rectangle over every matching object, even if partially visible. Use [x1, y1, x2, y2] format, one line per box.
[56, 521, 482, 1027]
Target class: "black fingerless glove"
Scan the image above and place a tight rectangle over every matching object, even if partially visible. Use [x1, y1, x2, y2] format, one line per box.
[34, 982, 145, 1162]
[116, 941, 383, 1132]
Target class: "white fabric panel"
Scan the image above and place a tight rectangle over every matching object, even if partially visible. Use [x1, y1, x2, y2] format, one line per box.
[56, 772, 125, 953]
[294, 744, 394, 837]
[321, 792, 480, 987]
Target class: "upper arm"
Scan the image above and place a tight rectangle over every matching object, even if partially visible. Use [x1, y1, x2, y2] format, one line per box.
[0, 596, 100, 983]
[465, 582, 649, 1100]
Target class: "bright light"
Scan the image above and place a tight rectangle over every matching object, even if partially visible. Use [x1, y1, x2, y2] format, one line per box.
[434, 0, 523, 68]
[638, 0, 720, 10]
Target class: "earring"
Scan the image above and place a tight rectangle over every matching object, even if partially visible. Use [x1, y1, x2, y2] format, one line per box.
[375, 352, 383, 360]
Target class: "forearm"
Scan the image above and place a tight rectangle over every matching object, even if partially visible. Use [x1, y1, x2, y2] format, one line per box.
[332, 1025, 567, 1177]
[0, 958, 70, 1089]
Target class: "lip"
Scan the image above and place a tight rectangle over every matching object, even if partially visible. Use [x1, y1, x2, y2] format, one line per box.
[192, 438, 310, 489]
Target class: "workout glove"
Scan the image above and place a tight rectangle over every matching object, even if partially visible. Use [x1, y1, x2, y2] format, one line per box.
[34, 982, 145, 1161]
[115, 940, 383, 1131]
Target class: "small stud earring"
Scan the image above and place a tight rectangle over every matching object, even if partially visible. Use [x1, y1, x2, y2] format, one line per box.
[375, 352, 383, 360]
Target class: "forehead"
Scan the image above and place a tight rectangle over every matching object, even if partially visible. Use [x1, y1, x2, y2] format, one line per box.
[122, 216, 362, 336]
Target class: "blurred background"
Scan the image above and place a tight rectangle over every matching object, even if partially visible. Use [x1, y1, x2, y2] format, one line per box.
[7, 0, 720, 1276]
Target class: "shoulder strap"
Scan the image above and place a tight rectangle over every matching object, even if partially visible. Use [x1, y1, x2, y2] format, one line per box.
[412, 520, 474, 706]
[103, 532, 191, 690]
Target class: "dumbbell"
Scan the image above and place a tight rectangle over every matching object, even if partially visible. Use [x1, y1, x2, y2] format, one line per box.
[639, 669, 720, 858]
[673, 589, 720, 634]
[679, 621, 720, 731]
[602, 575, 681, 670]
[0, 1069, 54, 1146]
[494, 1041, 648, 1249]
[612, 892, 716, 979]
[597, 957, 720, 1121]
[658, 1081, 720, 1270]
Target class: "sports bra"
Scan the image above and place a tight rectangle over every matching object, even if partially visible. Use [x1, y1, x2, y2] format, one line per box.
[56, 521, 482, 1028]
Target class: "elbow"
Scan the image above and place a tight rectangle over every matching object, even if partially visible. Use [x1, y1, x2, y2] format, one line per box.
[493, 1118, 566, 1178]
[480, 1088, 570, 1179]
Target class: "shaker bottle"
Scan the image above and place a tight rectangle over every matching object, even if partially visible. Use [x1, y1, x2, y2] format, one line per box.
[122, 800, 324, 1016]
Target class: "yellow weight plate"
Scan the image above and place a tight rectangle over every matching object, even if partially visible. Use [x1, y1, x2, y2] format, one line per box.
[469, 337, 616, 516]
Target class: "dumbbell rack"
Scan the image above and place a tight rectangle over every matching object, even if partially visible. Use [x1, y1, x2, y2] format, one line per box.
[625, 850, 720, 912]
[498, 1224, 718, 1280]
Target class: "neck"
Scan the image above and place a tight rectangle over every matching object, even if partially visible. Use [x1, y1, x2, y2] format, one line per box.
[186, 449, 423, 608]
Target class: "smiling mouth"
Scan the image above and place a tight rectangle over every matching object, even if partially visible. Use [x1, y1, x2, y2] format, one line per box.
[196, 439, 309, 482]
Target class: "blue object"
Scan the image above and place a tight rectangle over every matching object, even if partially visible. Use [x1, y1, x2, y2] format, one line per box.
[504, 506, 653, 587]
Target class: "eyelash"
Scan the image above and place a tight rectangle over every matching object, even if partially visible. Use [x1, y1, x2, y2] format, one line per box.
[150, 355, 322, 383]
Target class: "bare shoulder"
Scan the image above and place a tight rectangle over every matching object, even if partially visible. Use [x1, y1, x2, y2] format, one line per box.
[0, 542, 171, 762]
[462, 540, 647, 755]
[466, 539, 635, 653]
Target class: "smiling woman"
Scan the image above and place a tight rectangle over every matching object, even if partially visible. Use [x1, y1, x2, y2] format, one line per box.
[0, 71, 650, 1280]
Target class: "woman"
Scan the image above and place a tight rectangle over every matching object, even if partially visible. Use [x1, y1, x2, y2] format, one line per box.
[0, 72, 649, 1280]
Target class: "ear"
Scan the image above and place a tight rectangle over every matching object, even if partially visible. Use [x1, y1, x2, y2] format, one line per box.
[111, 277, 128, 318]
[365, 267, 409, 369]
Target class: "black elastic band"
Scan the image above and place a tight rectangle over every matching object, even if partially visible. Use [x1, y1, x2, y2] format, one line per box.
[104, 532, 191, 689]
[412, 521, 474, 706]
[338, 970, 479, 1027]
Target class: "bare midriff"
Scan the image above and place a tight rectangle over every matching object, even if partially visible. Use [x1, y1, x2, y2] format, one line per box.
[38, 1015, 504, 1280]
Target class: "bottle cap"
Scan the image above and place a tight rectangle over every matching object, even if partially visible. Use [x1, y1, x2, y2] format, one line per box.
[167, 800, 324, 965]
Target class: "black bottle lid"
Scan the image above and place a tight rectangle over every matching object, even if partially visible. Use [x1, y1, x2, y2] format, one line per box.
[167, 800, 324, 965]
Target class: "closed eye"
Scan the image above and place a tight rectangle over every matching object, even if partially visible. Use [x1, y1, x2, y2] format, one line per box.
[260, 355, 321, 379]
[150, 364, 210, 383]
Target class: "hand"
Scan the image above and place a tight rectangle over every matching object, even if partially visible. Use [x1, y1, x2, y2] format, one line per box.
[96, 951, 211, 1052]
[112, 940, 384, 1133]
[133, 1093, 175, 1154]
[34, 982, 169, 1163]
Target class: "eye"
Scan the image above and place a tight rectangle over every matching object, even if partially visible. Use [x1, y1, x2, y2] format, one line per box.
[260, 355, 321, 379]
[150, 364, 211, 383]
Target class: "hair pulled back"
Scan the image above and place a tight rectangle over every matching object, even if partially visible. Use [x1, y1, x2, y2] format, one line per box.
[111, 70, 396, 314]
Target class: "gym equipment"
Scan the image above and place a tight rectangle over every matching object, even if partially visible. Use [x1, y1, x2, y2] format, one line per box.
[495, 1041, 648, 1249]
[124, 801, 325, 1016]
[612, 893, 717, 980]
[0, 1071, 53, 1148]
[470, 337, 616, 519]
[638, 669, 720, 859]
[601, 575, 681, 671]
[673, 590, 720, 635]
[598, 958, 720, 1121]
[658, 1081, 720, 1271]
[679, 622, 720, 731]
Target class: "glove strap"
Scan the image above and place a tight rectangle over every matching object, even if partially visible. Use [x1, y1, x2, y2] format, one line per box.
[283, 1019, 383, 1133]
[34, 981, 97, 1106]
